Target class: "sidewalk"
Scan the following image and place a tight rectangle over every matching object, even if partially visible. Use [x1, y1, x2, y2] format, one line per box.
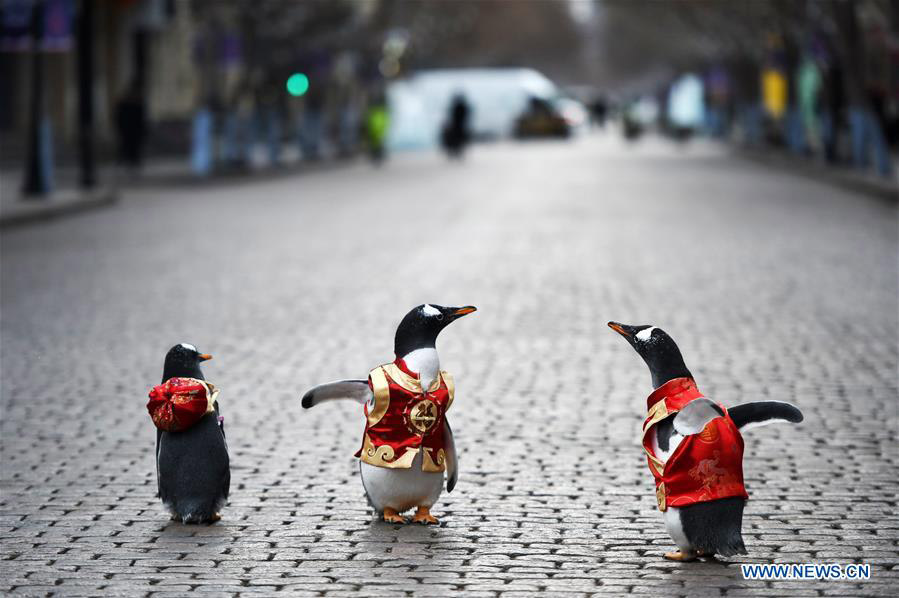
[0, 166, 120, 228]
[735, 147, 898, 202]
[0, 147, 363, 228]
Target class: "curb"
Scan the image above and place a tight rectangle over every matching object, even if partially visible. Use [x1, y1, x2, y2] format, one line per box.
[0, 187, 119, 229]
[735, 149, 898, 202]
[120, 156, 363, 191]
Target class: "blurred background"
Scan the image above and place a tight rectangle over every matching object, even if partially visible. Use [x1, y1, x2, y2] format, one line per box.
[0, 0, 896, 202]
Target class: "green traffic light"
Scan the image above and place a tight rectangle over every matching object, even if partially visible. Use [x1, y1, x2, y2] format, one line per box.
[286, 73, 309, 97]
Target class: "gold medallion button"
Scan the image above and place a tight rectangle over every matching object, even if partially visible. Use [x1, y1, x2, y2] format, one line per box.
[408, 399, 438, 434]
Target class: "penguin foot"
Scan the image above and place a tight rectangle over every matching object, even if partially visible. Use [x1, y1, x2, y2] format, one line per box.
[208, 513, 221, 524]
[382, 508, 406, 524]
[664, 550, 698, 562]
[411, 506, 439, 525]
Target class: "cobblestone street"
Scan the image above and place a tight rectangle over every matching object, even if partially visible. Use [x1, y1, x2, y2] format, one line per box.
[1, 136, 897, 597]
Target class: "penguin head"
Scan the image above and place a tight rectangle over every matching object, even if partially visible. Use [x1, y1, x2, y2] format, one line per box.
[394, 304, 477, 357]
[162, 342, 212, 382]
[607, 322, 692, 388]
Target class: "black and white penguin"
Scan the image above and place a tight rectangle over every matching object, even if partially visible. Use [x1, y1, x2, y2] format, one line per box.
[608, 322, 803, 561]
[301, 304, 476, 524]
[155, 343, 230, 523]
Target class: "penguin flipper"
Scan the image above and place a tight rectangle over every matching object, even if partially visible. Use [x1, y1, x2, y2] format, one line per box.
[673, 398, 725, 435]
[444, 420, 458, 493]
[729, 401, 803, 431]
[301, 380, 372, 409]
[156, 428, 162, 497]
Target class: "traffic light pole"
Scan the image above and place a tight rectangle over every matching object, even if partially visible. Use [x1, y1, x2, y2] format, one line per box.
[22, 0, 51, 198]
[77, 0, 96, 189]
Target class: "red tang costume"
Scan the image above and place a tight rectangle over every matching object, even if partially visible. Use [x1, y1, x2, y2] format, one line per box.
[355, 358, 454, 472]
[642, 377, 748, 511]
[147, 377, 218, 432]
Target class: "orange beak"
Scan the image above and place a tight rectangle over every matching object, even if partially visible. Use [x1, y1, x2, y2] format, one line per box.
[452, 306, 477, 317]
[198, 353, 213, 361]
[607, 322, 631, 338]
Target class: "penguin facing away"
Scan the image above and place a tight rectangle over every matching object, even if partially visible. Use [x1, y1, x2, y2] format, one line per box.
[302, 304, 476, 524]
[151, 343, 230, 524]
[608, 322, 803, 561]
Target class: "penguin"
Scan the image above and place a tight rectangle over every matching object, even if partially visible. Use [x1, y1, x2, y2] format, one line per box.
[607, 322, 803, 561]
[301, 304, 476, 524]
[154, 343, 230, 524]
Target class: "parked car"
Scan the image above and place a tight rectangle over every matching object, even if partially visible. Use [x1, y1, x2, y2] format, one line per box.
[514, 96, 586, 139]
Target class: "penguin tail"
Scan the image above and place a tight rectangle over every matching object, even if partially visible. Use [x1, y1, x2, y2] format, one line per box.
[712, 532, 748, 557]
[680, 497, 747, 558]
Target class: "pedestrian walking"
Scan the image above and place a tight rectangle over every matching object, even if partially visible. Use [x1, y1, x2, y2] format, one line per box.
[114, 81, 147, 173]
[441, 93, 472, 159]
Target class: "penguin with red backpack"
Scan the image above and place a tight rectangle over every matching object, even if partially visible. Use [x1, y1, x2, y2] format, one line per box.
[147, 343, 229, 524]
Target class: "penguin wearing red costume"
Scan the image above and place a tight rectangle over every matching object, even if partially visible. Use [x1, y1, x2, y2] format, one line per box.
[301, 304, 476, 524]
[608, 322, 803, 561]
[148, 343, 230, 523]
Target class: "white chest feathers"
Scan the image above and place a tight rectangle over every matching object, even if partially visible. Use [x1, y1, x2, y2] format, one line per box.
[651, 427, 685, 463]
[360, 452, 443, 512]
[401, 348, 440, 391]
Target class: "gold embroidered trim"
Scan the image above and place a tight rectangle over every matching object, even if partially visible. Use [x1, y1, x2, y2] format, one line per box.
[642, 400, 675, 472]
[645, 399, 668, 427]
[359, 433, 420, 469]
[649, 457, 665, 478]
[441, 370, 454, 410]
[166, 377, 218, 414]
[205, 381, 219, 413]
[656, 482, 667, 511]
[382, 362, 442, 393]
[367, 367, 390, 426]
[421, 447, 446, 472]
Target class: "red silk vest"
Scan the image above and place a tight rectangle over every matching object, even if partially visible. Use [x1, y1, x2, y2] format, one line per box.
[642, 377, 748, 511]
[355, 358, 454, 472]
[147, 377, 218, 432]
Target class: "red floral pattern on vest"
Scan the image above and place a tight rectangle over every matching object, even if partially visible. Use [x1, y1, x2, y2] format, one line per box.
[642, 377, 748, 511]
[355, 358, 452, 471]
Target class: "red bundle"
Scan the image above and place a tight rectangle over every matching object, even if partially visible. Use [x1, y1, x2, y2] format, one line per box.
[147, 377, 211, 432]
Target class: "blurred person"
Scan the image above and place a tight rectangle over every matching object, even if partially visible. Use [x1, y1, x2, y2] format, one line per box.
[851, 37, 892, 177]
[337, 88, 362, 157]
[441, 93, 471, 159]
[299, 85, 326, 161]
[818, 45, 845, 164]
[115, 81, 148, 172]
[364, 90, 389, 164]
[621, 100, 644, 141]
[257, 78, 284, 168]
[590, 96, 608, 128]
[667, 73, 704, 140]
[190, 99, 215, 177]
[761, 67, 787, 120]
[761, 62, 788, 146]
[797, 53, 822, 154]
[704, 66, 730, 138]
[221, 83, 254, 171]
[732, 57, 763, 147]
[849, 95, 893, 177]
